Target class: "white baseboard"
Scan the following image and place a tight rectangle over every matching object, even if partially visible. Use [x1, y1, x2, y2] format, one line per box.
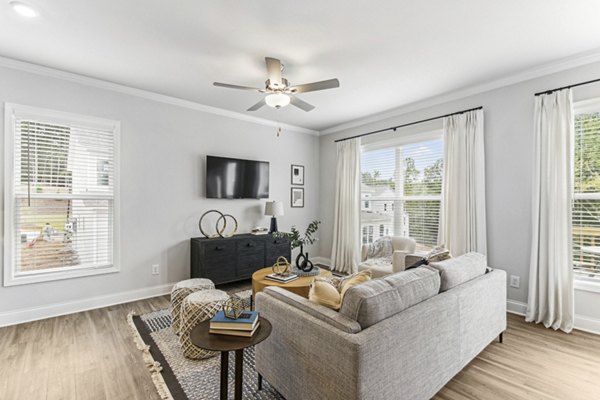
[312, 256, 331, 266]
[574, 315, 600, 335]
[506, 299, 527, 316]
[0, 283, 175, 328]
[506, 298, 600, 335]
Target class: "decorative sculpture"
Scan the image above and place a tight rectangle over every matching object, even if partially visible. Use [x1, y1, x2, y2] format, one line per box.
[272, 256, 291, 275]
[222, 294, 245, 319]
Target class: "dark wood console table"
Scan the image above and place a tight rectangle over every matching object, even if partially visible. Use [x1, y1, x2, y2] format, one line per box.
[191, 234, 291, 285]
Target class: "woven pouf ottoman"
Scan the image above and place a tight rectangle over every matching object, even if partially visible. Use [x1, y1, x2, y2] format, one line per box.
[180, 289, 229, 359]
[171, 278, 215, 335]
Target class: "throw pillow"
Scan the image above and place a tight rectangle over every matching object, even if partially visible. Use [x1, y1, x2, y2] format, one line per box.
[426, 244, 452, 263]
[308, 278, 342, 310]
[308, 270, 372, 311]
[339, 270, 372, 298]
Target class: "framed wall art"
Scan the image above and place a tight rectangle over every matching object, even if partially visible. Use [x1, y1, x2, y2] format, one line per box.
[291, 187, 304, 208]
[291, 164, 304, 185]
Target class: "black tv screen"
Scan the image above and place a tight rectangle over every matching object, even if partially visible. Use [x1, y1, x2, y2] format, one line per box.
[206, 156, 270, 199]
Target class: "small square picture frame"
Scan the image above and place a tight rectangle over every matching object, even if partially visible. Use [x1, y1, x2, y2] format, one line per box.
[291, 164, 305, 186]
[291, 187, 304, 208]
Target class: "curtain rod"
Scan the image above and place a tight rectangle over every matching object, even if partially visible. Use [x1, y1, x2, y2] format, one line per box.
[334, 106, 483, 143]
[534, 77, 600, 97]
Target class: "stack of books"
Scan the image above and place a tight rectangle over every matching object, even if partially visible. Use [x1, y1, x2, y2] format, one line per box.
[209, 310, 260, 337]
[265, 273, 299, 283]
[251, 227, 269, 235]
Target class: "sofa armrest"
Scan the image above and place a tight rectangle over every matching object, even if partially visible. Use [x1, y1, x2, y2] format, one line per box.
[256, 289, 364, 400]
[405, 253, 425, 268]
[361, 244, 369, 261]
[391, 250, 409, 273]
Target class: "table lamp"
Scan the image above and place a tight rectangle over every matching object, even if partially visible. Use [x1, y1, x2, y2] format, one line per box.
[265, 201, 284, 233]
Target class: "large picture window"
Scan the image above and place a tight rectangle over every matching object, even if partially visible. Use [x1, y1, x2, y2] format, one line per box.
[360, 131, 443, 251]
[4, 104, 120, 286]
[573, 99, 600, 279]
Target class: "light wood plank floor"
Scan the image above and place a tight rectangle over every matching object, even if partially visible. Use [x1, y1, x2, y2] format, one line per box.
[1, 299, 599, 400]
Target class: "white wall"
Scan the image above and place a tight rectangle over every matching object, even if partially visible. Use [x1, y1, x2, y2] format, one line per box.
[318, 61, 600, 331]
[0, 65, 320, 325]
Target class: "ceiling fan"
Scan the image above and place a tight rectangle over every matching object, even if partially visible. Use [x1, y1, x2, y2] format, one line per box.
[213, 57, 340, 112]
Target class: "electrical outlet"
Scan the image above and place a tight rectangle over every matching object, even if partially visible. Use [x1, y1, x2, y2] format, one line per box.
[510, 275, 520, 288]
[152, 264, 160, 275]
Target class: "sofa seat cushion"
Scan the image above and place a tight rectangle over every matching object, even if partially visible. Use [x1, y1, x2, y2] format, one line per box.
[428, 252, 487, 292]
[339, 266, 441, 328]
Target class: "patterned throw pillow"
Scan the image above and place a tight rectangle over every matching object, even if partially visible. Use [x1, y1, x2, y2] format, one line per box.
[426, 244, 452, 263]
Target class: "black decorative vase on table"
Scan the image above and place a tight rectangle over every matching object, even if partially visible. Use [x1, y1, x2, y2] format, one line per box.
[292, 245, 320, 276]
[295, 245, 314, 272]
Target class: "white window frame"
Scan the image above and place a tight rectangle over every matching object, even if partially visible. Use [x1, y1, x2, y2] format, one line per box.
[360, 129, 443, 249]
[3, 103, 121, 286]
[573, 98, 600, 292]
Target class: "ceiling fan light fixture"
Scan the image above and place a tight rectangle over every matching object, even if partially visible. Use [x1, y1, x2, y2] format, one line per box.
[10, 1, 38, 18]
[265, 93, 290, 109]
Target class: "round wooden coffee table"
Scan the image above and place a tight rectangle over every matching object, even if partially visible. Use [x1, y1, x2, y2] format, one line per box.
[252, 267, 332, 301]
[190, 317, 272, 400]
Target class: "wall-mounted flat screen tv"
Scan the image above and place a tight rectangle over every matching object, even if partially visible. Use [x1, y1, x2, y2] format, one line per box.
[206, 155, 270, 199]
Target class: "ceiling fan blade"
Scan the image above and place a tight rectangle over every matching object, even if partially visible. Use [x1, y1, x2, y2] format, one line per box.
[214, 82, 263, 91]
[247, 98, 266, 111]
[290, 96, 315, 112]
[288, 78, 340, 93]
[265, 57, 282, 87]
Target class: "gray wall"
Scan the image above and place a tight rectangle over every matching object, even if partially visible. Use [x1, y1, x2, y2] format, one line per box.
[0, 65, 320, 315]
[318, 61, 600, 313]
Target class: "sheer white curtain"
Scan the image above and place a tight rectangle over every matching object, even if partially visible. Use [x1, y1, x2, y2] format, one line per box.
[439, 109, 487, 256]
[331, 138, 361, 274]
[526, 89, 574, 333]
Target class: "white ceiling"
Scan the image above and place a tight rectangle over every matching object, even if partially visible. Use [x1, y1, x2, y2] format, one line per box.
[1, 0, 600, 131]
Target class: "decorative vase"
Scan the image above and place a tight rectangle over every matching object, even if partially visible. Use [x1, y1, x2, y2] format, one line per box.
[295, 245, 314, 272]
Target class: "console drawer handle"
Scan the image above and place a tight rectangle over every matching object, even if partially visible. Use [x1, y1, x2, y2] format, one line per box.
[215, 246, 224, 251]
[246, 243, 255, 247]
[273, 240, 280, 244]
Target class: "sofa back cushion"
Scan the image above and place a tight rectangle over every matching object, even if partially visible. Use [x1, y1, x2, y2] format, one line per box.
[428, 252, 487, 292]
[339, 266, 441, 328]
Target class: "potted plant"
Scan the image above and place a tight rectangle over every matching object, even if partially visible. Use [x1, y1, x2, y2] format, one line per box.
[274, 220, 321, 272]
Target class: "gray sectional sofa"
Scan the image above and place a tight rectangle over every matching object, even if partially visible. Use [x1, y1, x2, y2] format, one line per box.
[255, 253, 507, 400]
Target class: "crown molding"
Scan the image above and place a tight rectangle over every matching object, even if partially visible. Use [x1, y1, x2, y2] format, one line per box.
[0, 56, 319, 136]
[320, 47, 600, 135]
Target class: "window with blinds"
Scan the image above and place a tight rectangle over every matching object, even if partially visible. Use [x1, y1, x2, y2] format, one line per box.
[573, 102, 600, 279]
[361, 133, 443, 252]
[4, 104, 120, 286]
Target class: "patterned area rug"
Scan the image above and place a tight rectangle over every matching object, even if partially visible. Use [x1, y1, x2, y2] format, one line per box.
[128, 290, 284, 400]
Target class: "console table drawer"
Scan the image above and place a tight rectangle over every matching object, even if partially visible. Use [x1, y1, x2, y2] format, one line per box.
[203, 240, 236, 260]
[266, 239, 291, 265]
[191, 234, 290, 285]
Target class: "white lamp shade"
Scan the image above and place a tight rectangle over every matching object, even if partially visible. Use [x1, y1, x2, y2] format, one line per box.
[265, 201, 284, 216]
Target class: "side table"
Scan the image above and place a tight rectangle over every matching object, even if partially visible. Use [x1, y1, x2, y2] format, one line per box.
[190, 317, 272, 400]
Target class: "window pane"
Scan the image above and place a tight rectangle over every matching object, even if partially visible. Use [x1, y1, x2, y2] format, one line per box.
[574, 112, 600, 194]
[361, 136, 443, 251]
[15, 198, 113, 273]
[6, 106, 118, 284]
[573, 109, 600, 278]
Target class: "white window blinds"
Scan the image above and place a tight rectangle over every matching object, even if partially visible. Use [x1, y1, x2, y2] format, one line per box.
[361, 134, 443, 251]
[573, 107, 600, 279]
[4, 104, 119, 286]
